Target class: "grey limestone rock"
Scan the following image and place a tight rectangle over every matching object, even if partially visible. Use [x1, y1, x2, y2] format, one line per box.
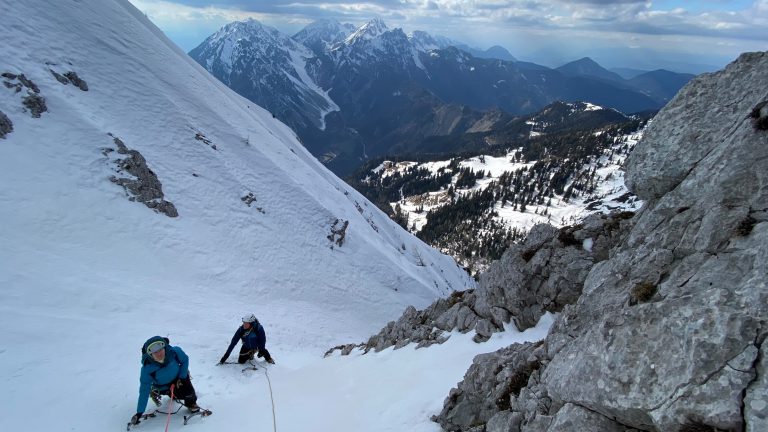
[326, 211, 631, 357]
[0, 110, 12, 138]
[432, 342, 544, 431]
[108, 135, 178, 217]
[745, 340, 768, 432]
[625, 52, 768, 201]
[3, 73, 46, 117]
[475, 214, 628, 333]
[63, 71, 88, 91]
[750, 100, 768, 130]
[22, 93, 47, 118]
[433, 52, 768, 432]
[545, 403, 633, 432]
[540, 52, 768, 432]
[49, 69, 89, 91]
[485, 411, 522, 432]
[50, 69, 69, 85]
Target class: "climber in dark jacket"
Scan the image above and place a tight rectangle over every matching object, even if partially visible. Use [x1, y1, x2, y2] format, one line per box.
[129, 336, 200, 426]
[219, 314, 275, 364]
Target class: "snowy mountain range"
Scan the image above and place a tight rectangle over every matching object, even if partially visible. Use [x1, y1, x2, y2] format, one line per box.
[0, 1, 509, 430]
[188, 19, 340, 132]
[189, 18, 693, 175]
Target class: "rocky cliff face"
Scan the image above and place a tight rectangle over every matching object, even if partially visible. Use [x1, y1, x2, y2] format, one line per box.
[328, 52, 767, 431]
[432, 51, 768, 432]
[325, 211, 634, 354]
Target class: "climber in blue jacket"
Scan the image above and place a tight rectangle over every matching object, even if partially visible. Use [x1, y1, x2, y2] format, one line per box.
[219, 314, 275, 365]
[129, 336, 200, 426]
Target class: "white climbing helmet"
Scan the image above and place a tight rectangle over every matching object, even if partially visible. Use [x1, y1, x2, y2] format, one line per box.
[242, 314, 257, 323]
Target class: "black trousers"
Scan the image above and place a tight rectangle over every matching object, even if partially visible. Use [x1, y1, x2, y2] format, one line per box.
[154, 376, 197, 408]
[237, 345, 272, 364]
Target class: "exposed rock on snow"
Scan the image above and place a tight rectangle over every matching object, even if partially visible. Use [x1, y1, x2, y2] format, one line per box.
[327, 218, 349, 248]
[50, 69, 89, 91]
[434, 51, 768, 432]
[63, 71, 88, 91]
[107, 135, 179, 217]
[22, 93, 47, 118]
[0, 110, 12, 138]
[3, 72, 47, 118]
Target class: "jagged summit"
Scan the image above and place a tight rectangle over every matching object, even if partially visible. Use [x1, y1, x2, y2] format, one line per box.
[292, 19, 356, 53]
[408, 30, 459, 52]
[210, 18, 277, 44]
[192, 17, 690, 175]
[192, 18, 303, 75]
[344, 18, 389, 45]
[189, 17, 340, 131]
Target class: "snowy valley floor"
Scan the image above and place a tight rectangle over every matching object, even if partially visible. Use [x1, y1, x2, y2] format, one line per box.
[0, 304, 553, 432]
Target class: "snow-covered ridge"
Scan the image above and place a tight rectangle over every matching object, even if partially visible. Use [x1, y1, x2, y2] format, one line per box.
[343, 17, 389, 45]
[190, 18, 339, 130]
[292, 19, 356, 51]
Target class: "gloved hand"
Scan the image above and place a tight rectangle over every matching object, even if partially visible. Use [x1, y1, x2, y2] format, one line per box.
[130, 413, 142, 425]
[175, 378, 184, 388]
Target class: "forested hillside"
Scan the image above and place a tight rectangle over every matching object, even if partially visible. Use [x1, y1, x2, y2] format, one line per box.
[348, 112, 648, 274]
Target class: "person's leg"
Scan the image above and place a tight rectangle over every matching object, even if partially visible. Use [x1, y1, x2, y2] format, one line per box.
[150, 387, 163, 406]
[237, 345, 255, 364]
[258, 348, 275, 364]
[173, 376, 198, 410]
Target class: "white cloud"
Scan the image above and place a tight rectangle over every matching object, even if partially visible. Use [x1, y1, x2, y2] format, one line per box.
[127, 0, 767, 71]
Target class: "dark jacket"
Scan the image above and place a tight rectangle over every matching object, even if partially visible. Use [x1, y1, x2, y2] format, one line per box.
[223, 321, 266, 359]
[136, 336, 189, 413]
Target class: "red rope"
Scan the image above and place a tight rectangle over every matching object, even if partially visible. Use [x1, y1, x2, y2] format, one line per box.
[164, 384, 175, 432]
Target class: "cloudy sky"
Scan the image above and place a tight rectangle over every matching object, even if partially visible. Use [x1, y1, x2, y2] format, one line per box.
[129, 0, 767, 72]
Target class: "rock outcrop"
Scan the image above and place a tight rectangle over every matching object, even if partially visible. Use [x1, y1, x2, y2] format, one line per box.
[434, 52, 768, 432]
[325, 211, 634, 356]
[50, 69, 89, 91]
[3, 72, 47, 118]
[0, 110, 12, 138]
[107, 134, 178, 217]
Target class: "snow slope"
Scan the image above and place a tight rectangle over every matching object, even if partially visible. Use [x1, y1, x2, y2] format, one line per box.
[0, 1, 552, 431]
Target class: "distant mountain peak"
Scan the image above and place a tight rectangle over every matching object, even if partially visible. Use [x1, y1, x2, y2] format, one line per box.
[408, 30, 459, 52]
[210, 18, 285, 46]
[482, 45, 516, 61]
[293, 19, 355, 52]
[345, 18, 389, 44]
[560, 57, 601, 70]
[557, 57, 624, 83]
[576, 56, 596, 63]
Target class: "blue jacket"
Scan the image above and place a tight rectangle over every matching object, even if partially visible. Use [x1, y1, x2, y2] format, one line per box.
[223, 321, 266, 359]
[136, 336, 190, 414]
